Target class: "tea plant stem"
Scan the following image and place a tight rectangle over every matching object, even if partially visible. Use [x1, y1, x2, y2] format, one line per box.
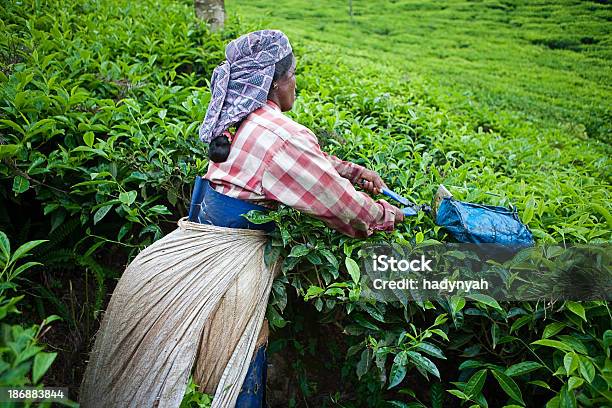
[516, 337, 557, 378]
[8, 163, 70, 195]
[85, 233, 139, 248]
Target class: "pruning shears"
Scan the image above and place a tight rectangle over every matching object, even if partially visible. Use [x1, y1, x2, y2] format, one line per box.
[359, 179, 432, 217]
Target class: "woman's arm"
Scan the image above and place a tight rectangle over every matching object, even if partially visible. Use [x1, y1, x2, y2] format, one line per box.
[321, 151, 364, 183]
[261, 131, 403, 238]
[322, 152, 387, 195]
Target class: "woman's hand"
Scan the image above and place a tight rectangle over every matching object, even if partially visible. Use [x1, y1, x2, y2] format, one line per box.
[393, 205, 405, 224]
[358, 170, 404, 224]
[359, 169, 387, 195]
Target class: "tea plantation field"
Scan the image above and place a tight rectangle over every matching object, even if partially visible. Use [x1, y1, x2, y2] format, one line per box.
[229, 0, 611, 144]
[0, 0, 610, 407]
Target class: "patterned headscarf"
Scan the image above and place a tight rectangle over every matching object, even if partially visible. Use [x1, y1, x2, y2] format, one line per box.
[198, 30, 293, 143]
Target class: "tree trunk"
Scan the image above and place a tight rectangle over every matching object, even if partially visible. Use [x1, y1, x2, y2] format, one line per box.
[194, 0, 225, 32]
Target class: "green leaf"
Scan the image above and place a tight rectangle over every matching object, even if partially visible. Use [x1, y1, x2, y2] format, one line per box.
[466, 293, 503, 312]
[27, 118, 56, 138]
[528, 380, 551, 390]
[430, 328, 449, 341]
[148, 205, 171, 215]
[288, 244, 310, 258]
[406, 350, 440, 379]
[279, 227, 291, 246]
[0, 144, 20, 159]
[491, 322, 499, 349]
[319, 249, 339, 270]
[510, 315, 531, 334]
[563, 352, 578, 375]
[119, 190, 137, 206]
[505, 361, 543, 377]
[522, 195, 536, 224]
[465, 369, 487, 398]
[362, 303, 385, 322]
[559, 384, 576, 408]
[416, 342, 446, 360]
[305, 251, 322, 265]
[323, 287, 343, 296]
[433, 313, 448, 326]
[578, 357, 595, 383]
[399, 388, 416, 397]
[72, 146, 109, 158]
[450, 295, 466, 315]
[546, 396, 560, 408]
[11, 261, 42, 278]
[415, 231, 424, 243]
[10, 240, 47, 263]
[83, 131, 94, 147]
[567, 376, 583, 391]
[430, 382, 444, 408]
[304, 285, 324, 301]
[314, 298, 323, 311]
[345, 257, 360, 284]
[353, 314, 379, 331]
[0, 231, 10, 262]
[41, 315, 62, 326]
[387, 400, 427, 408]
[72, 180, 116, 188]
[32, 352, 57, 383]
[0, 119, 26, 135]
[12, 175, 30, 194]
[542, 322, 566, 339]
[459, 360, 483, 370]
[244, 210, 274, 225]
[118, 223, 132, 241]
[531, 339, 574, 353]
[388, 401, 424, 408]
[565, 301, 586, 322]
[388, 351, 407, 389]
[266, 305, 286, 329]
[557, 335, 587, 354]
[93, 205, 113, 225]
[356, 348, 372, 379]
[447, 389, 469, 400]
[491, 369, 524, 405]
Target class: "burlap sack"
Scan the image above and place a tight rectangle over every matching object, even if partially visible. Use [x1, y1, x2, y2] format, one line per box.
[80, 218, 280, 408]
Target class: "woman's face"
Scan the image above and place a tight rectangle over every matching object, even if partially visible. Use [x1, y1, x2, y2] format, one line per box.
[275, 56, 297, 112]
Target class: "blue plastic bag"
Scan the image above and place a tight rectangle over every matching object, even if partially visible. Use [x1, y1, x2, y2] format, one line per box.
[435, 197, 534, 248]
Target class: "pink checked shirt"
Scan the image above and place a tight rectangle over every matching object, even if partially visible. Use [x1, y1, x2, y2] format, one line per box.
[205, 100, 397, 237]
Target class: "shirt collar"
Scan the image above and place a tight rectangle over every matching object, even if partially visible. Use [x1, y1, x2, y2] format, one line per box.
[266, 99, 281, 112]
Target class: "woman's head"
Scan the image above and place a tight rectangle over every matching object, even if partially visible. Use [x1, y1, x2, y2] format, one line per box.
[200, 29, 293, 162]
[268, 53, 297, 112]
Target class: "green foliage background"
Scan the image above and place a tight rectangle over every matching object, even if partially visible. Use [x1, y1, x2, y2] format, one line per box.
[0, 0, 610, 407]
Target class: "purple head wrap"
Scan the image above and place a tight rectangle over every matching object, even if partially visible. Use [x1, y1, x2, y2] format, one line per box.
[198, 30, 293, 143]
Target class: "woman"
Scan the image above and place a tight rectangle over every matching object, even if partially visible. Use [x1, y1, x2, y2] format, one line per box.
[80, 30, 403, 408]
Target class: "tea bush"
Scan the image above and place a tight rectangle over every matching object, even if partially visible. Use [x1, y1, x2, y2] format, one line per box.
[0, 231, 70, 407]
[0, 0, 610, 406]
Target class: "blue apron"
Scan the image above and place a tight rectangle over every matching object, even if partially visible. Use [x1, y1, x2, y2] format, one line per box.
[188, 177, 275, 232]
[188, 177, 271, 407]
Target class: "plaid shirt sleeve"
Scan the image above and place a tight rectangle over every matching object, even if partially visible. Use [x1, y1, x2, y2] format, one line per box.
[261, 130, 397, 238]
[321, 152, 366, 183]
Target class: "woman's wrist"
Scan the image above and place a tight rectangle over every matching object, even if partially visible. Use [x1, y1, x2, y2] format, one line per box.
[348, 162, 367, 184]
[375, 199, 400, 231]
